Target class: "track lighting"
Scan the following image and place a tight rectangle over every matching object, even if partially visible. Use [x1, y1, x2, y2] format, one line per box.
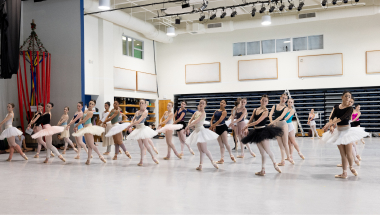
[175, 17, 181, 24]
[166, 26, 175, 36]
[210, 11, 217, 20]
[231, 9, 237, 17]
[332, 0, 338, 5]
[261, 15, 271, 26]
[343, 0, 348, 3]
[269, 5, 275, 13]
[199, 14, 206, 21]
[259, 5, 266, 13]
[355, 0, 359, 2]
[297, 1, 304, 11]
[220, 10, 227, 18]
[321, 0, 327, 6]
[251, 7, 256, 17]
[199, 0, 208, 11]
[182, 0, 190, 8]
[288, 2, 294, 10]
[279, 4, 285, 11]
[99, 0, 110, 10]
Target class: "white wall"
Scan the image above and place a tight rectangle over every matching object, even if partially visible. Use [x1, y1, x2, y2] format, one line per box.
[156, 14, 380, 100]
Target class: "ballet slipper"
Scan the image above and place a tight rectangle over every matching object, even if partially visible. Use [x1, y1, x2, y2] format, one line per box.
[6, 158, 11, 162]
[237, 155, 244, 158]
[103, 152, 110, 155]
[74, 148, 78, 153]
[196, 164, 202, 171]
[288, 158, 295, 165]
[34, 154, 39, 158]
[113, 155, 118, 160]
[74, 155, 80, 159]
[153, 157, 159, 164]
[153, 147, 159, 154]
[91, 155, 93, 158]
[311, 137, 314, 139]
[255, 170, 265, 176]
[274, 164, 282, 173]
[250, 152, 256, 157]
[179, 152, 184, 156]
[337, 164, 343, 167]
[137, 162, 143, 166]
[119, 149, 122, 154]
[176, 154, 182, 159]
[125, 151, 132, 159]
[350, 167, 358, 176]
[216, 159, 224, 164]
[355, 160, 360, 166]
[357, 155, 362, 161]
[335, 171, 348, 179]
[58, 155, 66, 162]
[212, 161, 219, 169]
[231, 156, 236, 162]
[85, 160, 90, 165]
[50, 152, 55, 157]
[190, 149, 195, 155]
[22, 154, 28, 160]
[163, 157, 170, 160]
[100, 156, 107, 163]
[299, 153, 305, 160]
[62, 150, 66, 154]
[277, 161, 285, 166]
[43, 158, 49, 163]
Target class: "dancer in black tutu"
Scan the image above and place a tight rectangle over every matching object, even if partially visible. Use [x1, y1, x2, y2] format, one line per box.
[242, 95, 283, 176]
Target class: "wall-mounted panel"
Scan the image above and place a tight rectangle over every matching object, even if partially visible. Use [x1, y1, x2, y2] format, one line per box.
[238, 58, 278, 81]
[113, 67, 136, 91]
[366, 50, 380, 74]
[185, 62, 221, 84]
[298, 53, 343, 77]
[137, 71, 157, 93]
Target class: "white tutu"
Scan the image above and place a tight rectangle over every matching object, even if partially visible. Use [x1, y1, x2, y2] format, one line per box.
[105, 122, 131, 137]
[185, 126, 219, 145]
[32, 124, 64, 139]
[127, 124, 157, 140]
[0, 125, 23, 140]
[72, 125, 105, 137]
[287, 123, 294, 133]
[157, 124, 183, 133]
[322, 126, 369, 145]
[203, 121, 210, 125]
[102, 123, 115, 147]
[310, 121, 316, 126]
[225, 119, 249, 127]
[60, 125, 70, 138]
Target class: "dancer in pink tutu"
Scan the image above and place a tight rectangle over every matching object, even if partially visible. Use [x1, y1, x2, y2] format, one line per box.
[57, 106, 77, 154]
[157, 101, 183, 160]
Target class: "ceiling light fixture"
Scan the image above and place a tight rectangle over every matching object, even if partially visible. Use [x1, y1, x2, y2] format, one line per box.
[199, 0, 208, 11]
[182, 0, 190, 8]
[279, 4, 285, 11]
[99, 0, 111, 10]
[297, 0, 304, 11]
[259, 4, 266, 13]
[251, 7, 256, 17]
[231, 8, 237, 17]
[210, 11, 217, 20]
[269, 5, 276, 13]
[332, 0, 338, 5]
[321, 0, 327, 6]
[199, 14, 206, 21]
[220, 10, 227, 18]
[175, 17, 181, 24]
[166, 26, 175, 36]
[288, 1, 294, 10]
[261, 15, 271, 25]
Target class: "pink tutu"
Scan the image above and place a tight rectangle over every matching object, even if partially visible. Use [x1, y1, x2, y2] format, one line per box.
[31, 124, 64, 139]
[157, 124, 183, 133]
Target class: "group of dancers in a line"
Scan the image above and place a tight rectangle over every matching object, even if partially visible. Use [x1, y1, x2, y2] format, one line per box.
[0, 90, 368, 178]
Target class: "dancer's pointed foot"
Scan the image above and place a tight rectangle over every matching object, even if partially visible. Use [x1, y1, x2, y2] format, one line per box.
[153, 157, 159, 164]
[43, 158, 49, 163]
[112, 155, 117, 160]
[250, 152, 256, 157]
[176, 154, 182, 159]
[288, 158, 295, 165]
[62, 150, 66, 154]
[74, 155, 80, 159]
[231, 155, 236, 162]
[119, 149, 122, 154]
[190, 149, 195, 155]
[277, 161, 285, 166]
[125, 151, 132, 159]
[335, 171, 348, 179]
[103, 152, 110, 155]
[299, 153, 305, 160]
[237, 155, 244, 158]
[216, 159, 224, 164]
[153, 147, 159, 154]
[137, 162, 143, 166]
[356, 155, 362, 161]
[337, 164, 343, 167]
[100, 156, 107, 163]
[34, 154, 39, 158]
[58, 155, 66, 162]
[350, 167, 358, 176]
[274, 163, 282, 173]
[85, 160, 90, 165]
[196, 164, 202, 171]
[163, 157, 170, 160]
[6, 158, 11, 161]
[50, 152, 55, 157]
[355, 160, 360, 166]
[74, 148, 78, 153]
[255, 169, 265, 176]
[22, 154, 28, 160]
[179, 152, 184, 157]
[361, 139, 365, 144]
[212, 161, 219, 169]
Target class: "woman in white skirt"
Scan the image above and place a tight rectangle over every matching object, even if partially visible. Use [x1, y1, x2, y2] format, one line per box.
[73, 100, 106, 165]
[157, 101, 183, 160]
[99, 102, 114, 155]
[185, 99, 219, 170]
[322, 91, 368, 179]
[31, 103, 66, 163]
[307, 109, 320, 139]
[66, 102, 88, 159]
[0, 103, 28, 161]
[103, 100, 132, 160]
[284, 99, 305, 160]
[126, 99, 158, 166]
[57, 106, 77, 154]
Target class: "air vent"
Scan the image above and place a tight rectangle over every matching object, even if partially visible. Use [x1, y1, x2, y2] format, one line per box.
[207, 23, 222, 29]
[298, 12, 316, 19]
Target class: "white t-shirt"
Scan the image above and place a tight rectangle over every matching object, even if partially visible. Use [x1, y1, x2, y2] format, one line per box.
[15, 135, 24, 147]
[100, 111, 110, 124]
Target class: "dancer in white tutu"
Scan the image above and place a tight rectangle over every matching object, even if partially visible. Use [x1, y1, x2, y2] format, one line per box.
[173, 101, 194, 156]
[307, 109, 320, 139]
[157, 101, 183, 160]
[103, 100, 132, 160]
[269, 94, 294, 166]
[228, 98, 255, 158]
[242, 95, 283, 176]
[209, 100, 236, 164]
[322, 91, 368, 179]
[57, 106, 77, 154]
[227, 98, 241, 151]
[72, 100, 106, 165]
[0, 103, 28, 161]
[98, 102, 114, 155]
[185, 99, 219, 170]
[284, 99, 305, 160]
[126, 99, 159, 166]
[351, 101, 365, 145]
[31, 103, 66, 163]
[66, 102, 88, 159]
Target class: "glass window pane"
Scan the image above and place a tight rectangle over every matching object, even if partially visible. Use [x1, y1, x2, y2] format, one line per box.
[293, 37, 307, 51]
[261, 39, 275, 54]
[247, 41, 260, 55]
[134, 39, 143, 49]
[122, 36, 127, 55]
[128, 38, 133, 57]
[233, 42, 246, 56]
[308, 35, 323, 50]
[134, 49, 143, 59]
[276, 38, 291, 53]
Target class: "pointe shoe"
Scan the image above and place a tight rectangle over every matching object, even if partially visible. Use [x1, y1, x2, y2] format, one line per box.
[113, 155, 118, 160]
[212, 161, 219, 169]
[350, 167, 358, 176]
[153, 157, 159, 164]
[237, 155, 244, 158]
[196, 164, 202, 171]
[277, 161, 285, 166]
[62, 150, 66, 154]
[288, 158, 295, 165]
[137, 162, 143, 166]
[74, 155, 80, 159]
[179, 152, 184, 157]
[216, 159, 224, 164]
[103, 152, 110, 155]
[22, 154, 28, 160]
[176, 154, 182, 159]
[59, 155, 66, 162]
[255, 170, 266, 176]
[163, 157, 170, 160]
[6, 158, 11, 162]
[43, 159, 49, 163]
[34, 154, 39, 158]
[190, 149, 195, 155]
[153, 147, 159, 154]
[250, 152, 256, 157]
[85, 160, 90, 165]
[119, 150, 122, 154]
[74, 148, 78, 153]
[335, 171, 348, 179]
[361, 139, 365, 144]
[299, 153, 305, 160]
[311, 137, 314, 139]
[357, 155, 362, 161]
[355, 160, 360, 166]
[231, 156, 236, 163]
[337, 164, 343, 167]
[100, 156, 107, 163]
[274, 164, 282, 173]
[50, 152, 55, 157]
[125, 151, 132, 159]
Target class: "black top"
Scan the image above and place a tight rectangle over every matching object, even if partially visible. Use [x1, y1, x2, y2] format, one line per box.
[235, 111, 244, 122]
[273, 105, 286, 121]
[213, 110, 226, 125]
[330, 105, 353, 126]
[34, 112, 42, 126]
[39, 113, 51, 125]
[254, 110, 268, 127]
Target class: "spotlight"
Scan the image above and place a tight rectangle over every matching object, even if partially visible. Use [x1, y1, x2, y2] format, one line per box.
[220, 10, 227, 18]
[279, 4, 285, 11]
[269, 5, 275, 13]
[182, 0, 190, 8]
[175, 18, 181, 24]
[199, 0, 208, 11]
[297, 1, 304, 11]
[231, 10, 237, 17]
[166, 26, 175, 36]
[210, 12, 217, 20]
[321, 0, 327, 6]
[332, 0, 338, 5]
[288, 2, 294, 10]
[259, 5, 266, 13]
[199, 14, 205, 21]
[355, 0, 359, 2]
[99, 0, 110, 10]
[343, 0, 348, 3]
[251, 7, 256, 17]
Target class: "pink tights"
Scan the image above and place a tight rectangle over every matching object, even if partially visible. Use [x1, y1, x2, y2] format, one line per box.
[84, 133, 101, 159]
[197, 142, 214, 164]
[64, 137, 75, 151]
[7, 136, 24, 160]
[256, 140, 276, 169]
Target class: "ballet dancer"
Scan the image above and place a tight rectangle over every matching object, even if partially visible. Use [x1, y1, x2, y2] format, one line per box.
[284, 99, 305, 160]
[28, 103, 54, 158]
[307, 109, 320, 139]
[209, 100, 236, 164]
[99, 102, 114, 155]
[126, 99, 159, 166]
[173, 101, 195, 156]
[242, 95, 283, 175]
[72, 100, 106, 165]
[157, 101, 183, 160]
[228, 98, 241, 151]
[57, 106, 77, 154]
[0, 103, 28, 161]
[185, 99, 219, 170]
[103, 100, 132, 160]
[269, 94, 294, 165]
[322, 91, 368, 179]
[351, 102, 365, 144]
[66, 102, 89, 159]
[228, 98, 255, 158]
[31, 103, 66, 163]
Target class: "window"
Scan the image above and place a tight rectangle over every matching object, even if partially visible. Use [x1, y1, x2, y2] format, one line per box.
[293, 37, 307, 51]
[122, 35, 144, 59]
[308, 35, 323, 50]
[276, 38, 291, 53]
[247, 41, 260, 55]
[261, 39, 275, 54]
[233, 42, 246, 56]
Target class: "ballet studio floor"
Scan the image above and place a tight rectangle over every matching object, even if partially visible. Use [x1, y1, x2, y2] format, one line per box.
[1, 136, 379, 214]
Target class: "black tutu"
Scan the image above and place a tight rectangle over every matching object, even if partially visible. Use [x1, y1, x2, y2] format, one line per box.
[350, 121, 360, 127]
[242, 125, 283, 144]
[215, 124, 228, 135]
[177, 121, 187, 131]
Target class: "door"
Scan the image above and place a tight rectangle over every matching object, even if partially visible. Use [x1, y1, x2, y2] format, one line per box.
[159, 100, 171, 126]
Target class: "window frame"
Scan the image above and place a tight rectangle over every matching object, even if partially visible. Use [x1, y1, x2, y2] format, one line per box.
[122, 34, 144, 60]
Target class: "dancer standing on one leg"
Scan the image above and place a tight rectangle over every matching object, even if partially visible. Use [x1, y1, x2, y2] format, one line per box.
[66, 102, 88, 159]
[173, 101, 194, 156]
[307, 109, 320, 139]
[242, 95, 282, 176]
[228, 98, 255, 158]
[103, 100, 132, 160]
[210, 100, 236, 164]
[186, 99, 219, 170]
[284, 99, 305, 160]
[322, 91, 368, 179]
[269, 94, 294, 166]
[227, 98, 241, 151]
[0, 103, 28, 161]
[72, 100, 106, 165]
[57, 106, 77, 154]
[126, 99, 158, 166]
[31, 103, 66, 163]
[157, 101, 183, 160]
[99, 102, 114, 155]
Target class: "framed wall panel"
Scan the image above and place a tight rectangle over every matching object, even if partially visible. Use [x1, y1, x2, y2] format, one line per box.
[185, 62, 221, 84]
[238, 58, 278, 81]
[298, 53, 343, 77]
[137, 71, 157, 93]
[366, 50, 380, 74]
[113, 67, 136, 91]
